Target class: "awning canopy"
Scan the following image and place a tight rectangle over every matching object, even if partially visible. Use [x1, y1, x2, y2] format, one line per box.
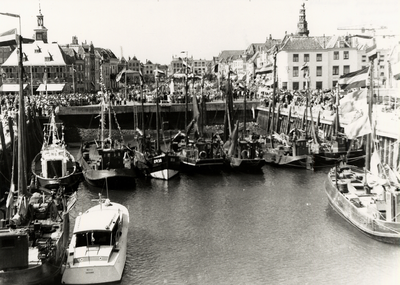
[0, 84, 29, 92]
[36, 83, 65, 92]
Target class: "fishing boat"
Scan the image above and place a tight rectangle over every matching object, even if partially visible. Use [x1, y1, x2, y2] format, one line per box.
[173, 72, 225, 172]
[137, 70, 180, 180]
[263, 130, 314, 169]
[61, 194, 129, 284]
[31, 113, 82, 191]
[324, 60, 400, 244]
[0, 31, 76, 284]
[77, 63, 136, 189]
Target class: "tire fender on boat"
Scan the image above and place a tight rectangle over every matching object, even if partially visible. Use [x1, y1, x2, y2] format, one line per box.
[199, 151, 207, 159]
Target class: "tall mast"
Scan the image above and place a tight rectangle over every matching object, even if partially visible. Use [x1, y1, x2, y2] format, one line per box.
[366, 57, 375, 171]
[155, 72, 160, 153]
[17, 33, 27, 195]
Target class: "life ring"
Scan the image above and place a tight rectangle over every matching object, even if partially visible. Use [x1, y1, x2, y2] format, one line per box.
[199, 151, 207, 159]
[241, 150, 249, 159]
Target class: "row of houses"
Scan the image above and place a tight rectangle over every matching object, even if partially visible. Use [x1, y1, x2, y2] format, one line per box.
[1, 3, 399, 95]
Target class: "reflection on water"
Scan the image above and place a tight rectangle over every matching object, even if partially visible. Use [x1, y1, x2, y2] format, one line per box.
[64, 165, 400, 285]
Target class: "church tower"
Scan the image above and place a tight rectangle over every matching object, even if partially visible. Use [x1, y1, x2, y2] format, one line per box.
[33, 5, 48, 43]
[296, 3, 309, 37]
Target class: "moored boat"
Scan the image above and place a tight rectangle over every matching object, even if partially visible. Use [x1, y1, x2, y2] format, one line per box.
[325, 163, 400, 244]
[31, 113, 82, 191]
[77, 63, 136, 189]
[61, 195, 129, 284]
[0, 29, 76, 285]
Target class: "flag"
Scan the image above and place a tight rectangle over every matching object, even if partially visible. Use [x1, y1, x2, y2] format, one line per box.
[366, 44, 377, 61]
[154, 68, 165, 76]
[43, 68, 48, 91]
[169, 80, 175, 94]
[186, 93, 200, 136]
[339, 89, 371, 139]
[116, 67, 126, 82]
[139, 70, 144, 86]
[228, 120, 239, 156]
[338, 66, 369, 90]
[301, 62, 309, 79]
[0, 28, 17, 47]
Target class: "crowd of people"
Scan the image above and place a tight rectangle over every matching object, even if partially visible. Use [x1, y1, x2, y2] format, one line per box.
[0, 78, 398, 120]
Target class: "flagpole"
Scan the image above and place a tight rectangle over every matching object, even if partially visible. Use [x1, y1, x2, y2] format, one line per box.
[155, 71, 160, 153]
[366, 58, 374, 171]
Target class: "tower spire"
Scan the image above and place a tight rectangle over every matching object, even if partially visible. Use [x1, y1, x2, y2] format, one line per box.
[34, 3, 48, 43]
[296, 2, 309, 37]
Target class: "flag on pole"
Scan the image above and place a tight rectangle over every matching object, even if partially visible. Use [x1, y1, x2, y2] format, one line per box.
[339, 88, 371, 139]
[301, 62, 309, 79]
[0, 28, 17, 47]
[139, 69, 144, 86]
[43, 68, 48, 91]
[338, 66, 369, 90]
[116, 67, 126, 82]
[154, 68, 165, 76]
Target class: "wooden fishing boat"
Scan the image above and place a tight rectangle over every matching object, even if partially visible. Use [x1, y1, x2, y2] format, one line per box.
[225, 121, 265, 172]
[137, 70, 180, 180]
[325, 163, 400, 244]
[31, 113, 82, 191]
[263, 132, 314, 170]
[77, 63, 136, 189]
[62, 195, 129, 284]
[324, 60, 400, 244]
[1, 32, 76, 285]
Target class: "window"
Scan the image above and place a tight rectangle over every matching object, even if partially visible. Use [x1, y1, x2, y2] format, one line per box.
[316, 81, 323, 89]
[316, 53, 322, 62]
[334, 51, 339, 60]
[332, 66, 339, 75]
[316, 66, 322, 77]
[304, 54, 309, 62]
[343, 65, 350, 75]
[344, 51, 349, 59]
[293, 54, 299, 62]
[282, 82, 288, 89]
[332, 81, 337, 87]
[362, 55, 367, 63]
[293, 66, 299, 77]
[380, 72, 384, 77]
[292, 82, 299, 90]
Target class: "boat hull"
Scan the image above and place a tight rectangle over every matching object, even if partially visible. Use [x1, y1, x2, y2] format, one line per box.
[148, 154, 180, 180]
[82, 168, 136, 189]
[325, 171, 400, 244]
[179, 156, 225, 173]
[264, 153, 313, 169]
[313, 150, 365, 169]
[228, 157, 265, 172]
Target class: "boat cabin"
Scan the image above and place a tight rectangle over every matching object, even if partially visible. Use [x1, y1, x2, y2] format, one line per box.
[40, 146, 75, 179]
[0, 231, 29, 270]
[72, 208, 122, 248]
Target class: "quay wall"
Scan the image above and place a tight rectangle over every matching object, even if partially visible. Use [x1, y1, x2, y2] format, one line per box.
[256, 104, 399, 171]
[56, 100, 259, 132]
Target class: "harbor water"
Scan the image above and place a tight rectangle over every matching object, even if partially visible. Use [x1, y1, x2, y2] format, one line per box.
[65, 146, 399, 285]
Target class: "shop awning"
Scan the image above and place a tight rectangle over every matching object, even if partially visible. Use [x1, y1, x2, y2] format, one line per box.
[36, 83, 65, 92]
[0, 84, 29, 92]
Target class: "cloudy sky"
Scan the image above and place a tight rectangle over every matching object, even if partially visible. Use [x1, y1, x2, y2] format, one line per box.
[1, 0, 399, 64]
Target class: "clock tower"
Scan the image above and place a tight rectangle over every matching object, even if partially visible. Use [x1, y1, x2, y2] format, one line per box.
[296, 3, 310, 37]
[33, 6, 48, 43]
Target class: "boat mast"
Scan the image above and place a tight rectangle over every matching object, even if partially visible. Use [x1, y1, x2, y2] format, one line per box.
[155, 71, 160, 153]
[366, 55, 375, 171]
[17, 33, 27, 196]
[243, 75, 247, 140]
[140, 72, 145, 153]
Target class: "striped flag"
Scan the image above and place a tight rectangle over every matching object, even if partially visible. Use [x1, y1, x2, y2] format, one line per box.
[0, 28, 17, 46]
[339, 88, 371, 139]
[116, 67, 126, 82]
[338, 66, 369, 90]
